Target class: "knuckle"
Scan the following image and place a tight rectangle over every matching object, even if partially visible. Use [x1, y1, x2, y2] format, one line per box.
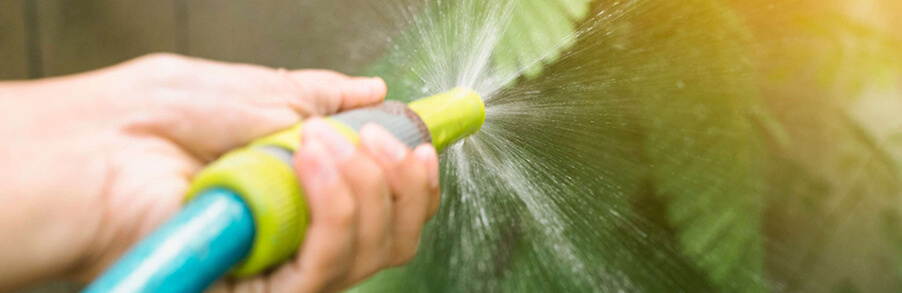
[365, 167, 388, 191]
[399, 156, 428, 183]
[308, 83, 342, 114]
[349, 157, 387, 190]
[132, 53, 191, 80]
[138, 53, 185, 67]
[325, 84, 344, 107]
[326, 195, 358, 228]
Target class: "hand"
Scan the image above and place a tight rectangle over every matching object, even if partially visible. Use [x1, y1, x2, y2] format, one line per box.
[209, 120, 441, 293]
[0, 53, 439, 292]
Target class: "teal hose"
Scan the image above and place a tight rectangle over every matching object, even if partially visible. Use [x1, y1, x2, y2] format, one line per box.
[83, 189, 255, 293]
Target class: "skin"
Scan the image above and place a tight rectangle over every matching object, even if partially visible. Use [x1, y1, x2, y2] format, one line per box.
[0, 54, 441, 293]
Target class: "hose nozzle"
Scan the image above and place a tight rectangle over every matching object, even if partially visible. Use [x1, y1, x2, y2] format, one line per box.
[409, 88, 485, 151]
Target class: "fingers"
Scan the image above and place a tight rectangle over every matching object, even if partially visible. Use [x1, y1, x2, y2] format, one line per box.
[272, 124, 357, 293]
[305, 120, 394, 283]
[359, 124, 441, 266]
[413, 145, 442, 218]
[270, 121, 439, 293]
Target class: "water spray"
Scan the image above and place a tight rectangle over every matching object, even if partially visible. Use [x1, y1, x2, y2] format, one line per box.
[85, 88, 485, 292]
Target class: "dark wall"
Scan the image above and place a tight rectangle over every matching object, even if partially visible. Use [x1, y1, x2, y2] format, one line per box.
[0, 0, 29, 79]
[0, 0, 413, 80]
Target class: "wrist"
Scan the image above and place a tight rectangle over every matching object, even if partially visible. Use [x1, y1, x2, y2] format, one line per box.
[0, 158, 109, 289]
[0, 78, 114, 289]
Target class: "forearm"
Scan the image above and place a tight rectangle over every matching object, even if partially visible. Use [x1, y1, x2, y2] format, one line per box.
[0, 191, 94, 290]
[0, 81, 108, 290]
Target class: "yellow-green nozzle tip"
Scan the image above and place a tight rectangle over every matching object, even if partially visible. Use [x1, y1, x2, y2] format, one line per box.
[408, 87, 485, 151]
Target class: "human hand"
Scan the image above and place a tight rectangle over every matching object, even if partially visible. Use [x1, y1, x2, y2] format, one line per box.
[208, 119, 441, 293]
[0, 54, 439, 292]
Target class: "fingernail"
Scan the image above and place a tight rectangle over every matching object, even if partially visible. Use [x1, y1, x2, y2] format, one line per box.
[303, 118, 354, 162]
[360, 123, 408, 164]
[301, 138, 339, 191]
[414, 144, 440, 188]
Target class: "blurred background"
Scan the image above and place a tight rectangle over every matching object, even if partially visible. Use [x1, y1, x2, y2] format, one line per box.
[0, 0, 407, 80]
[3, 0, 902, 292]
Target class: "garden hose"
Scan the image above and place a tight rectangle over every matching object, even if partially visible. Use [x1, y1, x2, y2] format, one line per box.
[84, 88, 485, 293]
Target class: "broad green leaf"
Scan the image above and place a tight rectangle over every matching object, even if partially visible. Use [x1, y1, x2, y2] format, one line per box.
[496, 0, 592, 78]
[638, 1, 768, 292]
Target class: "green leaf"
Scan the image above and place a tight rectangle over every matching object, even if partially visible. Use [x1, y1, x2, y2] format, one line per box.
[637, 1, 768, 292]
[496, 0, 592, 79]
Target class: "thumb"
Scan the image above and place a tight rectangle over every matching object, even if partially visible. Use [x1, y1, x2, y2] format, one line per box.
[121, 55, 385, 161]
[125, 96, 301, 162]
[287, 70, 387, 115]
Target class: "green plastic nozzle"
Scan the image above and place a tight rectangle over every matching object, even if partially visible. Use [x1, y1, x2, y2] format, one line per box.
[409, 88, 486, 151]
